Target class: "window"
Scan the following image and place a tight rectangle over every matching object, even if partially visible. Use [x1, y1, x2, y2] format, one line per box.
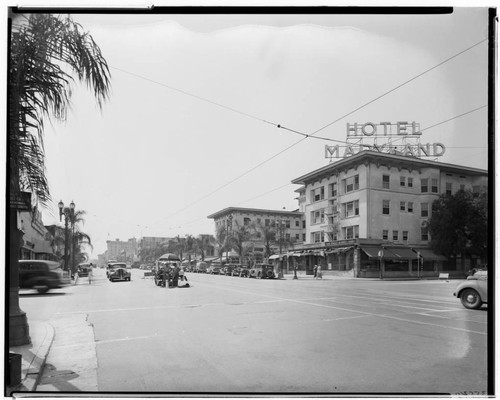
[265, 219, 270, 226]
[244, 217, 251, 226]
[431, 178, 438, 193]
[344, 200, 360, 218]
[402, 231, 408, 241]
[345, 226, 359, 240]
[344, 175, 359, 193]
[256, 232, 262, 239]
[421, 203, 429, 217]
[302, 233, 306, 241]
[383, 175, 390, 189]
[400, 201, 406, 212]
[312, 231, 324, 243]
[295, 220, 300, 227]
[285, 233, 290, 241]
[383, 200, 390, 215]
[393, 230, 398, 241]
[421, 227, 429, 241]
[400, 176, 406, 187]
[302, 220, 306, 229]
[460, 184, 465, 191]
[408, 177, 413, 188]
[382, 230, 388, 240]
[408, 202, 414, 213]
[311, 209, 325, 224]
[330, 182, 338, 197]
[446, 182, 452, 196]
[285, 220, 290, 228]
[311, 186, 325, 202]
[421, 178, 428, 193]
[295, 234, 300, 240]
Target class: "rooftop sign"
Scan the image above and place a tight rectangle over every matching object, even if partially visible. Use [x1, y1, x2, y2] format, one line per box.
[325, 121, 446, 160]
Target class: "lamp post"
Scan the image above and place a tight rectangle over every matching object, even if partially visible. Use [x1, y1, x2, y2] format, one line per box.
[58, 200, 75, 274]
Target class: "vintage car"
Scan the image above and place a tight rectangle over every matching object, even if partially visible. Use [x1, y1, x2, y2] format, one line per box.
[19, 260, 70, 293]
[194, 261, 208, 273]
[207, 264, 222, 274]
[249, 264, 276, 279]
[234, 264, 250, 277]
[77, 263, 91, 277]
[453, 270, 488, 309]
[222, 264, 239, 276]
[108, 262, 131, 282]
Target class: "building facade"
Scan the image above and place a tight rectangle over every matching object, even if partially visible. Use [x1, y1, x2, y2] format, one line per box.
[289, 150, 488, 278]
[207, 207, 304, 264]
[106, 238, 138, 263]
[19, 209, 56, 261]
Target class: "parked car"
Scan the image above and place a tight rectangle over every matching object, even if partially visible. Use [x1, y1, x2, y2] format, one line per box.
[194, 261, 208, 273]
[222, 264, 239, 276]
[108, 262, 131, 282]
[19, 260, 70, 293]
[76, 263, 91, 277]
[453, 270, 488, 309]
[234, 264, 250, 277]
[207, 264, 222, 274]
[249, 264, 275, 279]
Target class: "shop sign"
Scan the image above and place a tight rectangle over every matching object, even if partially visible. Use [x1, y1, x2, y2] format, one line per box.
[9, 192, 31, 211]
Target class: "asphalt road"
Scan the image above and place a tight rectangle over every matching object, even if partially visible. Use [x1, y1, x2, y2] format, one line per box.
[20, 268, 489, 395]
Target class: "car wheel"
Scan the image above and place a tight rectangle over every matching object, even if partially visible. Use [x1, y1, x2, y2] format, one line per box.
[34, 281, 50, 294]
[460, 288, 482, 309]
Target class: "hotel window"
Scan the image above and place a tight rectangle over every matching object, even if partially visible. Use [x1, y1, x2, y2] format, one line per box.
[256, 232, 262, 239]
[285, 220, 291, 228]
[460, 184, 465, 191]
[344, 175, 359, 193]
[383, 175, 390, 189]
[400, 201, 406, 212]
[446, 182, 452, 196]
[431, 178, 438, 193]
[383, 200, 390, 215]
[421, 227, 429, 241]
[256, 218, 261, 224]
[400, 176, 406, 187]
[286, 233, 291, 241]
[311, 209, 325, 224]
[244, 217, 251, 226]
[408, 202, 414, 213]
[393, 230, 398, 241]
[330, 182, 338, 197]
[302, 220, 306, 229]
[312, 231, 324, 243]
[382, 230, 389, 240]
[302, 233, 306, 241]
[295, 234, 300, 240]
[421, 178, 428, 193]
[402, 231, 408, 241]
[265, 219, 270, 226]
[345, 225, 359, 240]
[295, 220, 300, 227]
[311, 186, 325, 202]
[344, 200, 360, 218]
[421, 203, 429, 217]
[408, 177, 413, 188]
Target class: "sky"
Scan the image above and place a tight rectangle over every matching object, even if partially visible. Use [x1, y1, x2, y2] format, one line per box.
[8, 5, 491, 257]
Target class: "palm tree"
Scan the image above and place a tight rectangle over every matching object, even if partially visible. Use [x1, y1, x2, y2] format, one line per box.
[8, 13, 111, 345]
[230, 221, 253, 264]
[195, 234, 215, 261]
[254, 221, 276, 259]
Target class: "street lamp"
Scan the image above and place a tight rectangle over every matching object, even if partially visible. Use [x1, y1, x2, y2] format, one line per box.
[58, 200, 75, 273]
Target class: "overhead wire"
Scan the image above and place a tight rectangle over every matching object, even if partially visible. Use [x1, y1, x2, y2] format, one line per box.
[108, 38, 487, 232]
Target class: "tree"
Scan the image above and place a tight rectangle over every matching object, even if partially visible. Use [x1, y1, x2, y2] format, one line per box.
[253, 221, 275, 259]
[229, 221, 253, 264]
[9, 13, 111, 345]
[428, 189, 488, 271]
[195, 234, 215, 261]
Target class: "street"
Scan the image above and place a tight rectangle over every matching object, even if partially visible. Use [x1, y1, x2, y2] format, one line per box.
[20, 268, 488, 394]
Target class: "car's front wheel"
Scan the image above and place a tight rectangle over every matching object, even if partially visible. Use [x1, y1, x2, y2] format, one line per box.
[460, 288, 483, 309]
[34, 281, 50, 294]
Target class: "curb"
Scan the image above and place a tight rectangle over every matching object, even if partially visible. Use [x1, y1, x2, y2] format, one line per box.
[7, 322, 55, 395]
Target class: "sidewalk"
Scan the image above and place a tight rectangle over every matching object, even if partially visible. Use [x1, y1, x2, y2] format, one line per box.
[7, 321, 55, 396]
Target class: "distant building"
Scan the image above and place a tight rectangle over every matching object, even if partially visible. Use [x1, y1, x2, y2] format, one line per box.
[106, 238, 137, 263]
[207, 206, 304, 264]
[290, 150, 488, 278]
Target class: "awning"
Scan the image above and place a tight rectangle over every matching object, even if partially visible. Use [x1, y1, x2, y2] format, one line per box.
[326, 246, 354, 255]
[360, 246, 383, 259]
[386, 247, 419, 260]
[413, 249, 447, 261]
[287, 252, 304, 257]
[269, 254, 281, 260]
[360, 247, 403, 260]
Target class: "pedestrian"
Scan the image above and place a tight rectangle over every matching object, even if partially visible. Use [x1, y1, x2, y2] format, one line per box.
[172, 263, 180, 287]
[317, 264, 322, 279]
[88, 263, 93, 284]
[313, 264, 318, 279]
[179, 266, 188, 282]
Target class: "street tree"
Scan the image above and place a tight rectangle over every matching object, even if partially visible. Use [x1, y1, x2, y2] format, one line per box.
[428, 189, 488, 270]
[229, 221, 253, 264]
[195, 234, 215, 261]
[9, 13, 111, 345]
